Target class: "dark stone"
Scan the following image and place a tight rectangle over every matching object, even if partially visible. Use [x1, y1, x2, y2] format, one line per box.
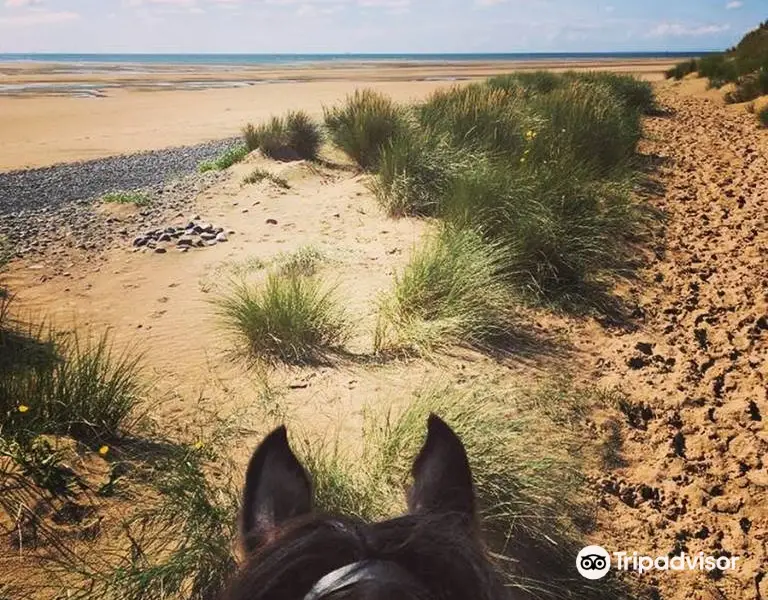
[635, 341, 654, 355]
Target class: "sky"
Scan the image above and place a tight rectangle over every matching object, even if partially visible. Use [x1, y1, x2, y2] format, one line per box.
[0, 0, 765, 54]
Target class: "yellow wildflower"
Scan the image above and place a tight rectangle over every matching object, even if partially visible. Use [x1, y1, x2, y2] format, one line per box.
[18, 405, 29, 413]
[193, 441, 205, 450]
[98, 445, 109, 456]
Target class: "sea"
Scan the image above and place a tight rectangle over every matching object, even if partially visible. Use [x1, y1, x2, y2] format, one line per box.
[0, 52, 709, 66]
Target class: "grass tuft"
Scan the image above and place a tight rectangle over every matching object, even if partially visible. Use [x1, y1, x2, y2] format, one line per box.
[101, 191, 152, 207]
[286, 111, 323, 160]
[417, 83, 532, 157]
[371, 130, 476, 217]
[526, 79, 642, 174]
[0, 330, 145, 444]
[243, 111, 322, 161]
[242, 168, 290, 189]
[487, 71, 563, 96]
[274, 245, 326, 277]
[666, 58, 698, 80]
[323, 89, 408, 170]
[443, 159, 641, 298]
[375, 227, 516, 355]
[198, 145, 249, 172]
[216, 271, 349, 364]
[565, 71, 656, 114]
[759, 104, 768, 127]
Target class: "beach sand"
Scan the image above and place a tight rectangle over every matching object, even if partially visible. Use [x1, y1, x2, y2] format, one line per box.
[0, 58, 677, 171]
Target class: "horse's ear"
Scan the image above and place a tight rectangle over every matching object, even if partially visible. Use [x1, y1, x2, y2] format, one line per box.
[241, 425, 312, 553]
[408, 414, 475, 518]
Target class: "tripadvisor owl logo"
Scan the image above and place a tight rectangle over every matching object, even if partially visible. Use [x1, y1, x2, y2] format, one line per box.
[576, 545, 741, 579]
[576, 546, 611, 580]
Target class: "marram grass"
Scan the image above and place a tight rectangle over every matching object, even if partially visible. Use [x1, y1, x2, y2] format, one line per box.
[324, 89, 408, 170]
[374, 226, 517, 356]
[216, 271, 349, 364]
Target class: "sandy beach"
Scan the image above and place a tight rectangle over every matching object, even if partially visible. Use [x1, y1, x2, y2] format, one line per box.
[0, 58, 678, 171]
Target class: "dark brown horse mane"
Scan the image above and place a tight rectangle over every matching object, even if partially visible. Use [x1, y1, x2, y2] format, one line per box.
[225, 512, 507, 600]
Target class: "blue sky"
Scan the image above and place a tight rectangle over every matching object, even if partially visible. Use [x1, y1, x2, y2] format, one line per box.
[0, 0, 764, 53]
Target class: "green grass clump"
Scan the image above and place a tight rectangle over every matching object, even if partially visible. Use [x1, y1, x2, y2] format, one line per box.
[375, 227, 516, 355]
[487, 71, 563, 96]
[526, 79, 642, 175]
[94, 444, 239, 600]
[216, 272, 349, 364]
[725, 67, 768, 104]
[298, 436, 390, 521]
[198, 145, 249, 172]
[565, 71, 656, 114]
[101, 191, 152, 207]
[242, 168, 290, 189]
[666, 59, 698, 80]
[243, 111, 322, 161]
[323, 89, 408, 170]
[417, 83, 532, 157]
[372, 130, 477, 217]
[274, 245, 326, 277]
[286, 111, 323, 160]
[0, 331, 145, 444]
[443, 160, 640, 297]
[759, 104, 768, 127]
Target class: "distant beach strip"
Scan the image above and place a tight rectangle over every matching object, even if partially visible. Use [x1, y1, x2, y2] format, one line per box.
[0, 52, 707, 97]
[0, 51, 710, 65]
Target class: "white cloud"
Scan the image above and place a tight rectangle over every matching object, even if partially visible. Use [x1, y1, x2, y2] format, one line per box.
[648, 22, 731, 37]
[358, 0, 409, 6]
[725, 0, 743, 8]
[4, 0, 42, 7]
[0, 10, 79, 26]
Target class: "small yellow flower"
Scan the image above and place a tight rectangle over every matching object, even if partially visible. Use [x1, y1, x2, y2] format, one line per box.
[193, 441, 205, 450]
[18, 405, 29, 413]
[525, 130, 537, 141]
[98, 445, 109, 456]
[520, 157, 526, 163]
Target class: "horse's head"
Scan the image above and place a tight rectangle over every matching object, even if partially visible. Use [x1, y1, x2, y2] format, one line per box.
[224, 414, 506, 600]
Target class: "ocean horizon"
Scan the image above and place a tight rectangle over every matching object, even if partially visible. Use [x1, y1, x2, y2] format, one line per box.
[0, 51, 712, 65]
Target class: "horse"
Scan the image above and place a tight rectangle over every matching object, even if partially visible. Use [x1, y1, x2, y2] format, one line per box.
[223, 414, 508, 600]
